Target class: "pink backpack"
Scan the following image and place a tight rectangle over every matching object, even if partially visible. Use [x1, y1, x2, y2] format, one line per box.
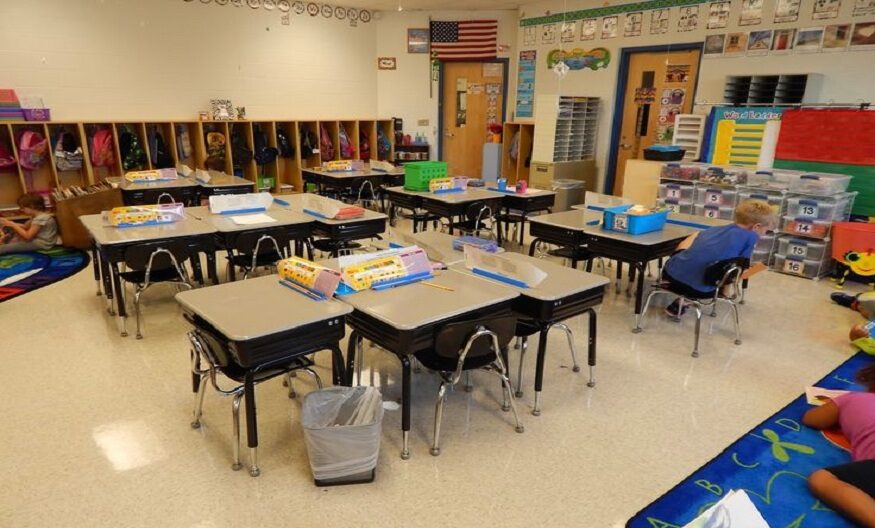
[319, 123, 335, 162]
[90, 129, 115, 167]
[18, 131, 48, 170]
[338, 126, 354, 159]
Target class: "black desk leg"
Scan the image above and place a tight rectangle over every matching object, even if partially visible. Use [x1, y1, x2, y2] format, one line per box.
[528, 238, 540, 257]
[633, 262, 647, 330]
[91, 244, 101, 296]
[243, 372, 260, 477]
[344, 331, 360, 386]
[306, 239, 314, 261]
[226, 250, 237, 281]
[112, 263, 127, 337]
[190, 255, 205, 286]
[330, 344, 346, 386]
[586, 308, 597, 388]
[496, 208, 504, 245]
[400, 354, 412, 460]
[99, 252, 114, 315]
[532, 328, 548, 416]
[519, 214, 527, 246]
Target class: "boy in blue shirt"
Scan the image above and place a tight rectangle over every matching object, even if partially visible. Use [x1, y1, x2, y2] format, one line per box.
[663, 199, 775, 318]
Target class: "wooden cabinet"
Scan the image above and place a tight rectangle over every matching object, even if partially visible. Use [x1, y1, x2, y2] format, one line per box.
[501, 122, 533, 184]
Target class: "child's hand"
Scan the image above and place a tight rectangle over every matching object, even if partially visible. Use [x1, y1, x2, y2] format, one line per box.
[0, 218, 12, 227]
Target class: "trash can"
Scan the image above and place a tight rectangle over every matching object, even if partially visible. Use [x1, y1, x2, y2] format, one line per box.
[552, 179, 585, 212]
[301, 386, 383, 486]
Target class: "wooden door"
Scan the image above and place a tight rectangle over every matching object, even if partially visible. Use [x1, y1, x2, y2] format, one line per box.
[612, 49, 700, 194]
[441, 62, 505, 178]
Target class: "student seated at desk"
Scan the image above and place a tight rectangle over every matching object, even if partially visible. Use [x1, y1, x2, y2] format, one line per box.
[662, 199, 775, 318]
[0, 193, 59, 255]
[803, 364, 875, 528]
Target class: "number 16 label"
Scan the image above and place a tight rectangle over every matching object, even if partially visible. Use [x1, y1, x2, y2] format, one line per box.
[783, 259, 805, 275]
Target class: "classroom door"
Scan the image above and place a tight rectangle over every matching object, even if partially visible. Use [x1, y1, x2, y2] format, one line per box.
[611, 49, 700, 194]
[441, 61, 506, 178]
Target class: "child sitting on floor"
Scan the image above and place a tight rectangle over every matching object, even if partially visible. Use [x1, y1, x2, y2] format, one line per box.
[662, 199, 775, 318]
[803, 364, 875, 527]
[0, 193, 58, 255]
[832, 291, 875, 354]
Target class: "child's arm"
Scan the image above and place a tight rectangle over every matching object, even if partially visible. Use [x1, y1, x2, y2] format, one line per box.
[676, 232, 698, 251]
[802, 399, 840, 430]
[0, 218, 40, 242]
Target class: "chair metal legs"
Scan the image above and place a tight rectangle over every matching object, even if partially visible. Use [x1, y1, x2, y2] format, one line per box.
[515, 336, 528, 398]
[191, 374, 209, 429]
[730, 302, 742, 345]
[231, 392, 244, 471]
[430, 382, 448, 456]
[692, 305, 703, 358]
[634, 288, 664, 333]
[134, 288, 144, 339]
[550, 322, 580, 373]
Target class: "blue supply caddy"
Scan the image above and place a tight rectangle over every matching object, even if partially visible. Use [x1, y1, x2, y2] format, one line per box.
[602, 205, 669, 235]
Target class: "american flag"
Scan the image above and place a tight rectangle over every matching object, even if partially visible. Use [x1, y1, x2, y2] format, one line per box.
[429, 20, 498, 61]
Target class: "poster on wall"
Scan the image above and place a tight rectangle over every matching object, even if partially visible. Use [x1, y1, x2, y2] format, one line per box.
[602, 16, 619, 39]
[705, 107, 786, 166]
[795, 26, 825, 51]
[812, 0, 841, 19]
[774, 0, 802, 23]
[678, 5, 699, 32]
[665, 65, 691, 83]
[822, 23, 852, 50]
[542, 23, 557, 44]
[704, 34, 726, 56]
[515, 50, 536, 119]
[561, 21, 577, 42]
[523, 27, 536, 46]
[650, 9, 670, 34]
[850, 21, 875, 48]
[739, 0, 764, 26]
[771, 28, 797, 52]
[747, 30, 774, 54]
[624, 12, 643, 37]
[724, 32, 749, 55]
[707, 2, 731, 29]
[580, 19, 598, 40]
[853, 0, 875, 16]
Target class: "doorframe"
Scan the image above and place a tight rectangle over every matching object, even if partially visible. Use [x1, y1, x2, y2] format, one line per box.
[437, 58, 510, 161]
[603, 42, 703, 194]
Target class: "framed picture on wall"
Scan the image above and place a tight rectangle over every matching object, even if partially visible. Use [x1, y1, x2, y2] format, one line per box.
[407, 28, 429, 54]
[377, 57, 397, 70]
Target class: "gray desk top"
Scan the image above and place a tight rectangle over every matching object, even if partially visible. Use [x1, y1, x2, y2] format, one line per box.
[528, 209, 697, 246]
[320, 266, 518, 331]
[79, 212, 217, 246]
[196, 173, 255, 188]
[371, 230, 468, 265]
[119, 177, 200, 191]
[383, 186, 504, 204]
[450, 252, 609, 302]
[185, 206, 312, 233]
[175, 275, 352, 341]
[272, 193, 387, 224]
[303, 166, 405, 178]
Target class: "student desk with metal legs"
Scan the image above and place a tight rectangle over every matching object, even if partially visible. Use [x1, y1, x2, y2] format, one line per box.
[176, 275, 352, 477]
[384, 186, 504, 235]
[118, 177, 201, 206]
[332, 268, 519, 460]
[302, 166, 405, 200]
[195, 173, 256, 198]
[272, 193, 388, 256]
[185, 206, 314, 281]
[527, 210, 697, 327]
[80, 213, 218, 336]
[492, 188, 556, 246]
[450, 253, 608, 415]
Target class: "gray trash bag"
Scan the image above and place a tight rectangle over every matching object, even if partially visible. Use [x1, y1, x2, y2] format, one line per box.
[301, 386, 384, 484]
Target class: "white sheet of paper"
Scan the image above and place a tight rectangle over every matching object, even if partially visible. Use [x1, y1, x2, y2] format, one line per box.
[683, 490, 770, 528]
[805, 387, 850, 406]
[230, 213, 277, 226]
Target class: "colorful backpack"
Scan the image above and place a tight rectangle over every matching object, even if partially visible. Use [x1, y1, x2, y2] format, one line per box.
[338, 126, 354, 159]
[150, 129, 174, 169]
[276, 128, 294, 158]
[175, 125, 192, 160]
[54, 130, 84, 171]
[253, 125, 278, 166]
[319, 123, 335, 162]
[19, 130, 48, 170]
[118, 128, 146, 170]
[376, 127, 391, 161]
[359, 129, 370, 160]
[90, 128, 115, 168]
[205, 131, 226, 171]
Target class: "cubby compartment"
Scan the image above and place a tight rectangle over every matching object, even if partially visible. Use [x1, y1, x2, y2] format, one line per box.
[695, 185, 737, 207]
[786, 195, 853, 221]
[298, 121, 322, 169]
[275, 121, 301, 193]
[772, 253, 832, 279]
[788, 172, 852, 196]
[228, 122, 257, 182]
[46, 123, 89, 188]
[781, 215, 832, 239]
[145, 122, 177, 169]
[252, 121, 278, 192]
[199, 122, 232, 174]
[502, 122, 534, 184]
[11, 123, 56, 193]
[660, 162, 703, 181]
[657, 197, 693, 214]
[694, 203, 735, 220]
[338, 120, 358, 160]
[0, 171, 24, 208]
[318, 121, 339, 162]
[173, 122, 199, 169]
[376, 119, 394, 162]
[358, 120, 375, 161]
[776, 236, 829, 262]
[110, 123, 147, 175]
[658, 182, 695, 201]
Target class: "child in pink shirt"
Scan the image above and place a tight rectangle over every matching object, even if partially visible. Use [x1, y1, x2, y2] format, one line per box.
[803, 364, 875, 527]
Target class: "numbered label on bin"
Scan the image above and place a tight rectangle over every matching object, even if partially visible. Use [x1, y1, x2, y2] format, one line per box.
[799, 203, 819, 218]
[794, 221, 813, 235]
[665, 203, 679, 213]
[705, 207, 719, 219]
[783, 258, 805, 275]
[788, 243, 808, 257]
[666, 187, 681, 199]
[612, 214, 629, 232]
[705, 191, 722, 204]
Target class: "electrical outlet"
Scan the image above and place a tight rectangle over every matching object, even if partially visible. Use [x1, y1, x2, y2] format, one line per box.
[417, 119, 429, 126]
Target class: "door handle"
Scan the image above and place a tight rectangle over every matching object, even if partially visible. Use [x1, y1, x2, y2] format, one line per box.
[620, 143, 633, 149]
[445, 131, 455, 137]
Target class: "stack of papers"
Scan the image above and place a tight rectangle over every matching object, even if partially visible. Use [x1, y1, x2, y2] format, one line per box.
[683, 490, 770, 528]
[229, 213, 276, 226]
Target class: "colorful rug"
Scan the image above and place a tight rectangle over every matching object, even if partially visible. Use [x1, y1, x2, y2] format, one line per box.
[627, 352, 875, 528]
[0, 247, 89, 303]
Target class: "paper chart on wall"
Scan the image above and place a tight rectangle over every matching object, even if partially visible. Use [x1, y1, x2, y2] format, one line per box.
[523, 27, 536, 46]
[771, 28, 797, 53]
[650, 8, 669, 34]
[812, 0, 841, 19]
[822, 24, 852, 50]
[624, 12, 642, 37]
[601, 16, 618, 39]
[850, 21, 875, 49]
[561, 21, 577, 42]
[704, 34, 726, 56]
[739, 0, 764, 25]
[677, 5, 699, 32]
[707, 1, 731, 29]
[747, 30, 774, 55]
[580, 19, 598, 40]
[515, 50, 536, 119]
[541, 23, 557, 44]
[853, 0, 875, 16]
[774, 0, 802, 23]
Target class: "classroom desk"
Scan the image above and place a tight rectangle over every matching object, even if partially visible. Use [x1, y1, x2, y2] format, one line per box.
[302, 166, 405, 200]
[330, 267, 519, 459]
[119, 177, 201, 206]
[450, 253, 608, 415]
[384, 186, 505, 236]
[490, 188, 556, 246]
[196, 173, 256, 197]
[176, 275, 352, 476]
[272, 193, 387, 256]
[527, 209, 697, 325]
[80, 213, 218, 336]
[185, 206, 314, 281]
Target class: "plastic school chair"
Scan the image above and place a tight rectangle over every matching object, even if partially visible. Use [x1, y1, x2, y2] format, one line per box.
[226, 229, 290, 281]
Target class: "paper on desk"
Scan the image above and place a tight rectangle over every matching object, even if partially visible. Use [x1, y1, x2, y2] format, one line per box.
[683, 490, 770, 528]
[230, 213, 277, 226]
[209, 192, 273, 214]
[463, 246, 546, 287]
[805, 387, 850, 406]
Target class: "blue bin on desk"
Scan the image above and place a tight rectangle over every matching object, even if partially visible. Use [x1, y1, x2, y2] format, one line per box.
[602, 205, 669, 235]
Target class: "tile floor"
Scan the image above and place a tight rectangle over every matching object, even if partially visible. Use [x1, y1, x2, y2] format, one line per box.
[0, 226, 867, 528]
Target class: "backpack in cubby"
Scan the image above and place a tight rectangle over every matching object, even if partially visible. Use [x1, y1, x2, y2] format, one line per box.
[19, 131, 49, 170]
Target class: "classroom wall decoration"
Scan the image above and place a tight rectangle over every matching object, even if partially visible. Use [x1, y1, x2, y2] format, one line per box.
[545, 48, 611, 70]
[851, 20, 875, 47]
[724, 32, 749, 55]
[650, 9, 670, 34]
[739, 0, 764, 25]
[624, 12, 643, 36]
[813, 0, 842, 19]
[678, 5, 699, 31]
[181, 0, 371, 26]
[706, 106, 786, 166]
[601, 16, 618, 39]
[561, 22, 577, 42]
[795, 26, 825, 51]
[854, 0, 875, 16]
[707, 1, 731, 28]
[515, 50, 536, 119]
[772, 28, 797, 51]
[523, 27, 536, 46]
[747, 29, 773, 54]
[774, 0, 802, 22]
[542, 23, 557, 44]
[822, 23, 852, 49]
[704, 33, 726, 56]
[580, 19, 598, 40]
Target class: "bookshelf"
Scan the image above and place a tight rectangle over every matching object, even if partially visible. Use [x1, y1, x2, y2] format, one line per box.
[501, 122, 534, 184]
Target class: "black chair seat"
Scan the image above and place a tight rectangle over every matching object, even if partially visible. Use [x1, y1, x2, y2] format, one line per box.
[414, 350, 495, 372]
[120, 266, 185, 285]
[222, 355, 315, 383]
[514, 319, 541, 338]
[312, 239, 361, 252]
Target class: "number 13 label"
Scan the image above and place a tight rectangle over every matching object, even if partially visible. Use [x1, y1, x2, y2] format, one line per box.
[800, 204, 818, 217]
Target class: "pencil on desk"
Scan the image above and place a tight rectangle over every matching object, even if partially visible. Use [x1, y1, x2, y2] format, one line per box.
[421, 281, 454, 291]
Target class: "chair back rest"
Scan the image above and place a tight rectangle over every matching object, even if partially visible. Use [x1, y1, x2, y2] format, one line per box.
[189, 326, 234, 369]
[233, 228, 289, 256]
[704, 257, 748, 290]
[123, 240, 190, 272]
[435, 315, 517, 362]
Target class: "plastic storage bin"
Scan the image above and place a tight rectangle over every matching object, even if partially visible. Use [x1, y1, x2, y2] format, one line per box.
[773, 253, 832, 279]
[660, 162, 703, 181]
[694, 204, 734, 220]
[788, 172, 852, 196]
[738, 188, 785, 215]
[404, 161, 447, 191]
[695, 186, 738, 207]
[701, 166, 748, 185]
[786, 196, 852, 221]
[301, 386, 384, 486]
[657, 198, 693, 214]
[781, 215, 832, 239]
[748, 170, 797, 190]
[658, 182, 695, 201]
[777, 236, 829, 262]
[603, 205, 669, 235]
[755, 231, 776, 253]
[751, 248, 771, 264]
